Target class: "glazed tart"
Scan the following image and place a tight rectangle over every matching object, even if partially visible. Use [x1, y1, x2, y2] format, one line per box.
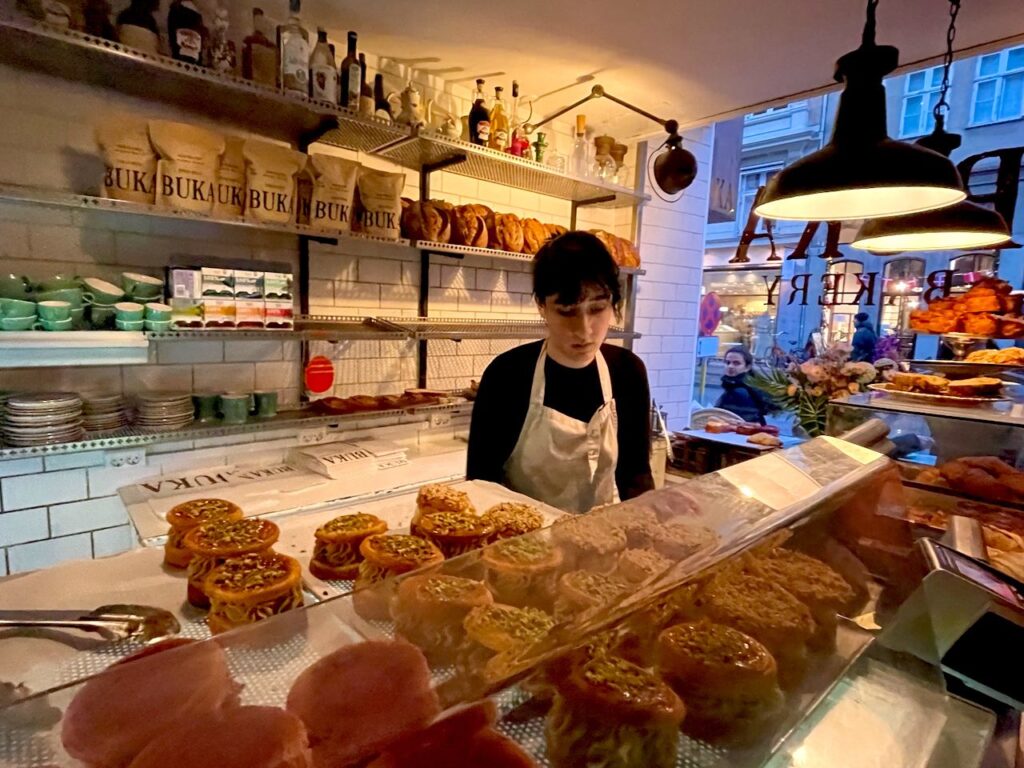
[479, 502, 544, 541]
[352, 534, 445, 620]
[412, 483, 475, 536]
[309, 513, 388, 581]
[392, 574, 494, 665]
[205, 552, 303, 635]
[417, 510, 495, 558]
[184, 518, 280, 609]
[550, 515, 627, 572]
[481, 536, 564, 609]
[164, 498, 243, 569]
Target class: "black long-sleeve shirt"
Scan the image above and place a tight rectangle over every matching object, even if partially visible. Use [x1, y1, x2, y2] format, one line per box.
[466, 341, 655, 501]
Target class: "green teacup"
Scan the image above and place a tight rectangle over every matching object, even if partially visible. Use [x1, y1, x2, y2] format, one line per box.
[115, 301, 145, 322]
[193, 392, 219, 422]
[90, 304, 116, 329]
[145, 319, 172, 332]
[37, 274, 79, 293]
[0, 298, 37, 319]
[41, 318, 73, 331]
[81, 277, 124, 305]
[0, 274, 32, 300]
[253, 390, 278, 418]
[37, 300, 72, 322]
[0, 316, 37, 331]
[70, 307, 86, 330]
[35, 288, 85, 307]
[115, 318, 145, 331]
[122, 272, 163, 299]
[218, 394, 250, 424]
[145, 302, 172, 321]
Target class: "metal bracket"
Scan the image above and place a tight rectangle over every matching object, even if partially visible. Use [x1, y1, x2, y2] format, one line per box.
[570, 194, 617, 229]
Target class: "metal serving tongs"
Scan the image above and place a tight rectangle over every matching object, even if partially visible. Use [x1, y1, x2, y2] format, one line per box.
[0, 604, 180, 642]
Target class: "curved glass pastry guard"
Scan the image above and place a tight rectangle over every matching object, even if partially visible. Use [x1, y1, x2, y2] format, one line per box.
[1, 435, 918, 767]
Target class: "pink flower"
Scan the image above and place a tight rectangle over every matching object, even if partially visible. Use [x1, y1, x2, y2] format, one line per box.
[787, 384, 798, 397]
[800, 361, 828, 383]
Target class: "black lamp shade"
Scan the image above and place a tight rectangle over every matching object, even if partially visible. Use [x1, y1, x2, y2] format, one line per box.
[851, 200, 1012, 252]
[653, 144, 698, 196]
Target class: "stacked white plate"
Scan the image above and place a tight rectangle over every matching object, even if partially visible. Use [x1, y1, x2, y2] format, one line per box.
[82, 393, 129, 433]
[1, 393, 84, 446]
[134, 392, 194, 432]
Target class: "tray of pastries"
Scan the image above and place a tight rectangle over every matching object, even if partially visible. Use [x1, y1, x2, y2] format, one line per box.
[871, 372, 1009, 405]
[909, 278, 1024, 338]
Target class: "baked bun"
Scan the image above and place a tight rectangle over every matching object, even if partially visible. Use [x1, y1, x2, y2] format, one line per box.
[705, 419, 736, 433]
[413, 483, 475, 536]
[480, 502, 544, 540]
[657, 621, 782, 741]
[747, 432, 783, 447]
[962, 313, 998, 336]
[401, 200, 450, 243]
[551, 514, 627, 572]
[947, 376, 1003, 397]
[487, 213, 525, 253]
[481, 536, 564, 608]
[554, 569, 629, 619]
[310, 513, 388, 581]
[544, 223, 568, 240]
[545, 655, 684, 768]
[164, 498, 243, 568]
[598, 504, 661, 548]
[205, 552, 303, 635]
[353, 534, 445, 620]
[652, 522, 719, 561]
[391, 574, 493, 664]
[451, 205, 488, 247]
[619, 239, 641, 268]
[617, 548, 672, 583]
[417, 509, 495, 558]
[184, 518, 280, 608]
[520, 218, 547, 255]
[462, 203, 493, 220]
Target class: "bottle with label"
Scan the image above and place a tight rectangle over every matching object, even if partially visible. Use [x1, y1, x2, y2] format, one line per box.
[488, 86, 510, 151]
[277, 0, 309, 96]
[570, 114, 589, 177]
[115, 0, 159, 55]
[209, 5, 236, 74]
[468, 78, 490, 146]
[373, 73, 391, 121]
[339, 31, 361, 109]
[309, 27, 337, 102]
[167, 0, 205, 65]
[242, 8, 276, 86]
[358, 53, 374, 117]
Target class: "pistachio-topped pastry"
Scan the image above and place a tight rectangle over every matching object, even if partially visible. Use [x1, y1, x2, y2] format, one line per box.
[463, 604, 555, 651]
[652, 522, 719, 561]
[164, 498, 243, 568]
[204, 551, 303, 635]
[412, 483, 475, 536]
[481, 536, 564, 608]
[551, 515, 627, 572]
[391, 574, 493, 665]
[310, 513, 388, 581]
[555, 569, 630, 619]
[480, 502, 544, 540]
[617, 548, 672, 583]
[184, 518, 280, 608]
[352, 534, 445, 621]
[417, 510, 494, 558]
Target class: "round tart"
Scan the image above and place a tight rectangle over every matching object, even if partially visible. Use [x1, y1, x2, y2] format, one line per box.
[205, 551, 303, 635]
[463, 603, 555, 654]
[551, 515, 627, 572]
[412, 483, 475, 536]
[310, 513, 388, 581]
[417, 510, 495, 558]
[183, 518, 280, 609]
[652, 522, 719, 561]
[555, 569, 630, 619]
[480, 502, 544, 541]
[617, 548, 672, 583]
[481, 536, 564, 608]
[353, 534, 445, 620]
[392, 574, 493, 664]
[164, 498, 243, 569]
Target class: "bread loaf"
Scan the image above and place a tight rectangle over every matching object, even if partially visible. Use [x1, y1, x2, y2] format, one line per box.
[521, 218, 547, 255]
[452, 205, 488, 247]
[401, 201, 450, 243]
[545, 223, 568, 240]
[488, 213, 525, 253]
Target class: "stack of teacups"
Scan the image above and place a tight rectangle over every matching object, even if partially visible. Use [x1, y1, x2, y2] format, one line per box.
[114, 302, 145, 331]
[36, 300, 74, 331]
[81, 277, 125, 330]
[82, 393, 129, 433]
[134, 392, 194, 432]
[143, 302, 172, 332]
[35, 275, 87, 329]
[122, 272, 164, 304]
[0, 298, 38, 331]
[1, 393, 84, 446]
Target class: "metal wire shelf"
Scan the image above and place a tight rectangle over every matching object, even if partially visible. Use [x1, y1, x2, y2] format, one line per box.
[416, 239, 645, 275]
[376, 316, 640, 341]
[148, 316, 409, 342]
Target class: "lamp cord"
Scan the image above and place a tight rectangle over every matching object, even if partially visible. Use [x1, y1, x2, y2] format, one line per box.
[862, 0, 879, 47]
[933, 0, 961, 125]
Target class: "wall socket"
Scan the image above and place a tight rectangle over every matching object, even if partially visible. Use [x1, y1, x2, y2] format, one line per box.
[298, 426, 328, 445]
[429, 412, 452, 428]
[106, 448, 145, 468]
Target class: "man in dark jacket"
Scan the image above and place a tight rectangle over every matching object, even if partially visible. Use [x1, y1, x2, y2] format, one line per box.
[714, 347, 768, 424]
[851, 312, 877, 362]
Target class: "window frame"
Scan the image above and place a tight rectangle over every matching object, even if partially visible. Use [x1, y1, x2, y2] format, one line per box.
[736, 163, 783, 233]
[898, 65, 945, 138]
[969, 46, 1024, 127]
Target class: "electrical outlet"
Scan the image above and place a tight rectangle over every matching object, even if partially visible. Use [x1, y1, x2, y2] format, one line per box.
[106, 448, 145, 468]
[298, 426, 328, 445]
[429, 412, 452, 428]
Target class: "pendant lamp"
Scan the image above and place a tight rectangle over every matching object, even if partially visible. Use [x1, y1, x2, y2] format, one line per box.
[851, 0, 1013, 253]
[754, 0, 965, 222]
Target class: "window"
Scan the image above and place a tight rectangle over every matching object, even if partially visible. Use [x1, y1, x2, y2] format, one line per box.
[950, 252, 997, 291]
[745, 101, 808, 122]
[899, 66, 944, 137]
[970, 46, 1024, 125]
[881, 258, 926, 333]
[737, 165, 781, 229]
[823, 260, 865, 344]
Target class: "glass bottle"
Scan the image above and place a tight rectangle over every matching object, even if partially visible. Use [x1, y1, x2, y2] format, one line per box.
[532, 132, 548, 164]
[116, 0, 159, 55]
[309, 27, 338, 102]
[277, 0, 309, 96]
[358, 53, 374, 117]
[242, 8, 276, 86]
[592, 134, 616, 180]
[469, 79, 490, 146]
[209, 5, 236, 75]
[570, 114, 589, 177]
[339, 31, 361, 109]
[167, 0, 205, 66]
[373, 73, 392, 121]
[488, 86, 510, 151]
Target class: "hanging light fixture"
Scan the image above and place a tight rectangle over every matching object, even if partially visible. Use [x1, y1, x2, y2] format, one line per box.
[851, 0, 1013, 253]
[755, 0, 965, 222]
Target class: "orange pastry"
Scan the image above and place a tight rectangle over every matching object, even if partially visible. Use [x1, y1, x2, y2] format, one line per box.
[164, 498, 243, 569]
[205, 551, 303, 635]
[310, 513, 388, 580]
[184, 518, 280, 609]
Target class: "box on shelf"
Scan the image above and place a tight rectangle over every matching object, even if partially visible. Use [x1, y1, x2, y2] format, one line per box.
[170, 298, 203, 328]
[236, 299, 265, 328]
[169, 267, 202, 299]
[234, 269, 263, 299]
[203, 298, 236, 327]
[264, 300, 293, 329]
[201, 267, 234, 297]
[264, 271, 293, 301]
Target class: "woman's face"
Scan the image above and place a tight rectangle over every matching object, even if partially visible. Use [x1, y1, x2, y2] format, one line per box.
[538, 287, 614, 368]
[724, 352, 750, 376]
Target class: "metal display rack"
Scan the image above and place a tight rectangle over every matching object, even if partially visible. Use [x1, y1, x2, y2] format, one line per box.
[375, 316, 640, 341]
[414, 239, 645, 275]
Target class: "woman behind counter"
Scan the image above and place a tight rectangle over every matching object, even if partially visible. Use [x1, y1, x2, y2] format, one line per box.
[466, 232, 654, 513]
[714, 346, 768, 425]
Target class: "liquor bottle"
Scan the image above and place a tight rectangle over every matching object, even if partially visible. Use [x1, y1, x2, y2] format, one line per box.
[309, 27, 338, 102]
[358, 53, 374, 117]
[209, 5, 236, 74]
[570, 114, 589, 177]
[373, 73, 392, 121]
[339, 31, 361, 109]
[277, 0, 309, 96]
[167, 0, 205, 65]
[488, 86, 510, 151]
[468, 79, 490, 146]
[242, 8, 276, 86]
[115, 0, 159, 55]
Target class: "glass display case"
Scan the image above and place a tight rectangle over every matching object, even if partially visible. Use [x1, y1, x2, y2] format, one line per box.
[0, 437, 1007, 768]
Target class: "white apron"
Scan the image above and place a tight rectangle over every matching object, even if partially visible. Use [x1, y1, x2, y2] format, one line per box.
[503, 343, 620, 513]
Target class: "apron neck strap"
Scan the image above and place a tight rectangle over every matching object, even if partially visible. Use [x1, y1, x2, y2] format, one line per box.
[531, 342, 614, 405]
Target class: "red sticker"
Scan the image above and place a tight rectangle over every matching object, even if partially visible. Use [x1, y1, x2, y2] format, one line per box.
[304, 355, 335, 394]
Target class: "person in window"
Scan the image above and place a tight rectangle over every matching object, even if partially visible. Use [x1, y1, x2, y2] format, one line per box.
[851, 312, 877, 362]
[714, 346, 768, 425]
[466, 232, 654, 513]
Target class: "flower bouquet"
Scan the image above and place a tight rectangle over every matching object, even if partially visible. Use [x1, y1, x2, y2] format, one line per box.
[749, 347, 878, 437]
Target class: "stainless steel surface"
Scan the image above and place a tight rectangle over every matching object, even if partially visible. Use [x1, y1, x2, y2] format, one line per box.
[149, 316, 408, 342]
[0, 604, 179, 642]
[944, 515, 989, 561]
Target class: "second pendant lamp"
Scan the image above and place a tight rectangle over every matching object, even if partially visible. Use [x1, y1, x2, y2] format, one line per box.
[754, 0, 965, 222]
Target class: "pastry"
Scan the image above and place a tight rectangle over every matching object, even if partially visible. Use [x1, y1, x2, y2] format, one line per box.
[747, 432, 783, 447]
[451, 205, 488, 247]
[184, 518, 280, 608]
[545, 654, 685, 768]
[480, 502, 544, 540]
[652, 521, 719, 561]
[353, 534, 445, 620]
[946, 376, 1004, 397]
[554, 569, 630, 619]
[164, 498, 243, 568]
[310, 513, 388, 580]
[962, 313, 998, 336]
[598, 504, 662, 548]
[462, 603, 555, 657]
[487, 213, 525, 253]
[417, 509, 495, 558]
[888, 372, 949, 394]
[401, 200, 450, 243]
[544, 223, 568, 240]
[462, 203, 493, 220]
[589, 230, 619, 263]
[656, 621, 782, 741]
[617, 548, 672, 583]
[705, 419, 737, 433]
[391, 574, 493, 665]
[963, 291, 1001, 313]
[205, 551, 304, 635]
[966, 347, 1024, 365]
[551, 514, 627, 572]
[481, 535, 564, 608]
[619, 238, 641, 268]
[413, 483, 475, 537]
[520, 218, 547, 255]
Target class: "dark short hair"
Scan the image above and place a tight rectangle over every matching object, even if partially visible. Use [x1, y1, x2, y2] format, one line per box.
[533, 231, 622, 314]
[855, 312, 870, 322]
[724, 346, 753, 366]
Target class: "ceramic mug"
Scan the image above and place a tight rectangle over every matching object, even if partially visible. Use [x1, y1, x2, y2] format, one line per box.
[122, 272, 163, 299]
[115, 318, 145, 331]
[218, 394, 250, 424]
[35, 288, 85, 307]
[145, 319, 172, 332]
[37, 300, 72, 322]
[253, 390, 278, 418]
[0, 298, 37, 318]
[114, 302, 145, 322]
[81, 277, 124, 305]
[90, 304, 116, 329]
[41, 318, 73, 331]
[0, 274, 32, 300]
[37, 274, 79, 293]
[192, 392, 219, 422]
[0, 316, 37, 331]
[144, 302, 172, 321]
[70, 307, 86, 330]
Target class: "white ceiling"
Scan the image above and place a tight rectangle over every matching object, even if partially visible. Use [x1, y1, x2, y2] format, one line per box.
[304, 0, 1024, 140]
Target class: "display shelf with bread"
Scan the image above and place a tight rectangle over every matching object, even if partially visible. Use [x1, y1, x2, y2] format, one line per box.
[10, 435, 1000, 768]
[411, 239, 645, 275]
